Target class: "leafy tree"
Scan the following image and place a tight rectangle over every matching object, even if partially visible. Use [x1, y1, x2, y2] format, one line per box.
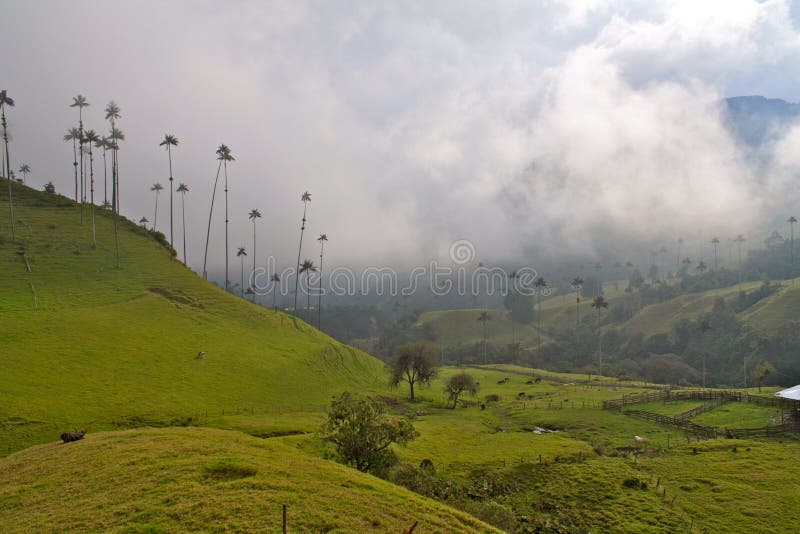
[445, 372, 478, 408]
[321, 392, 418, 472]
[43, 181, 56, 194]
[388, 341, 438, 401]
[294, 191, 312, 311]
[752, 359, 775, 393]
[159, 134, 179, 248]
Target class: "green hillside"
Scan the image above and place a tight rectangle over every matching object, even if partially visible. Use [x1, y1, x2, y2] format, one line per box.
[0, 427, 496, 533]
[0, 183, 386, 453]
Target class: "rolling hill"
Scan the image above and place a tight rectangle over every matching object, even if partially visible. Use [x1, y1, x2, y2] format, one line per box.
[0, 182, 386, 454]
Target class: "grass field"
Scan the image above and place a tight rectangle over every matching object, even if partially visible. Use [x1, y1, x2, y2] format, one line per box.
[0, 427, 497, 533]
[0, 183, 386, 454]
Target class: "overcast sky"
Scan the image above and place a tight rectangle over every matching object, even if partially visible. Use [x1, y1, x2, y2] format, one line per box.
[3, 0, 800, 276]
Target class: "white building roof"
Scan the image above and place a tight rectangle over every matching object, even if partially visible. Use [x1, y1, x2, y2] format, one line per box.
[775, 385, 800, 401]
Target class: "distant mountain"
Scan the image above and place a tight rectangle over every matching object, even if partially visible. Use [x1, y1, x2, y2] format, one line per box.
[724, 95, 800, 148]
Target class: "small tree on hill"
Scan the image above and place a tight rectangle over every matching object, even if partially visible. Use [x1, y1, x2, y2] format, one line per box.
[752, 359, 775, 393]
[389, 341, 438, 401]
[445, 372, 478, 409]
[322, 392, 418, 473]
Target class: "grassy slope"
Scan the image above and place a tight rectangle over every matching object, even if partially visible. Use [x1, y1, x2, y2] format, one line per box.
[0, 183, 386, 453]
[0, 427, 496, 533]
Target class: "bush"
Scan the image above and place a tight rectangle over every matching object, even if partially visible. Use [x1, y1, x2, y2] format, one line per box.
[622, 477, 648, 490]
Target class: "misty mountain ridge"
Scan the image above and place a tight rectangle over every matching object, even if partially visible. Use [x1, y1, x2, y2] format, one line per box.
[724, 95, 800, 148]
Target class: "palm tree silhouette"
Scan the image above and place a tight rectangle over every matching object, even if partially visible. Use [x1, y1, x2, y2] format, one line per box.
[734, 234, 746, 289]
[294, 191, 312, 311]
[571, 276, 584, 327]
[105, 101, 122, 268]
[203, 145, 225, 279]
[160, 134, 179, 248]
[248, 208, 262, 299]
[534, 276, 547, 357]
[100, 137, 112, 207]
[477, 311, 491, 364]
[64, 127, 81, 202]
[317, 233, 328, 328]
[710, 237, 720, 270]
[237, 246, 248, 297]
[270, 273, 281, 310]
[18, 164, 30, 184]
[788, 217, 797, 281]
[151, 183, 164, 231]
[222, 146, 235, 291]
[139, 217, 149, 227]
[591, 295, 609, 367]
[299, 259, 317, 310]
[71, 95, 89, 222]
[177, 183, 189, 265]
[696, 261, 707, 273]
[84, 130, 100, 246]
[1, 89, 16, 240]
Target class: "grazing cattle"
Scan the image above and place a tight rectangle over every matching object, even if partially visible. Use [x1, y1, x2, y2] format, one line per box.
[60, 430, 86, 443]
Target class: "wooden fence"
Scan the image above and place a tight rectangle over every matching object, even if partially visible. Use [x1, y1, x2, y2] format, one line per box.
[602, 389, 795, 411]
[623, 410, 718, 439]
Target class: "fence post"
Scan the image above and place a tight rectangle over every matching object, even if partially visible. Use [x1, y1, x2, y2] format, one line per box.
[282, 504, 287, 534]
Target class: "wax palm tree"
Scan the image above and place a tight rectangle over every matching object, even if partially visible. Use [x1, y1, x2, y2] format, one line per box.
[18, 164, 30, 184]
[237, 246, 248, 297]
[1, 89, 16, 239]
[105, 102, 122, 268]
[299, 259, 317, 309]
[591, 295, 609, 367]
[64, 127, 81, 202]
[202, 144, 231, 280]
[271, 273, 281, 310]
[177, 183, 189, 265]
[248, 208, 262, 297]
[710, 237, 720, 270]
[151, 183, 164, 231]
[477, 311, 491, 364]
[100, 137, 112, 207]
[734, 234, 746, 290]
[84, 130, 100, 246]
[534, 276, 547, 356]
[317, 233, 328, 328]
[71, 95, 89, 221]
[160, 134, 179, 247]
[139, 217, 149, 227]
[696, 261, 707, 273]
[788, 217, 797, 281]
[294, 191, 312, 311]
[571, 276, 584, 327]
[221, 146, 235, 291]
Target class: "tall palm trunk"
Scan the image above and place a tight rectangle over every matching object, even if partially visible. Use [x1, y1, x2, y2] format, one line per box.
[575, 289, 580, 326]
[294, 202, 309, 311]
[79, 113, 84, 224]
[102, 144, 108, 207]
[112, 145, 120, 268]
[306, 271, 312, 309]
[272, 284, 277, 310]
[537, 292, 542, 356]
[241, 256, 245, 297]
[153, 192, 159, 231]
[181, 191, 188, 266]
[89, 145, 96, 247]
[251, 220, 257, 302]
[168, 144, 174, 248]
[224, 161, 230, 291]
[1, 106, 15, 240]
[202, 160, 223, 280]
[72, 137, 78, 202]
[318, 242, 324, 328]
